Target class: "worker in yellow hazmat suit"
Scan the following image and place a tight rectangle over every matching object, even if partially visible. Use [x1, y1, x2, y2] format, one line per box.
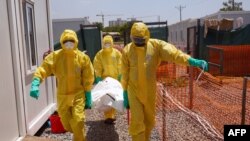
[121, 22, 208, 141]
[93, 35, 122, 124]
[30, 29, 94, 141]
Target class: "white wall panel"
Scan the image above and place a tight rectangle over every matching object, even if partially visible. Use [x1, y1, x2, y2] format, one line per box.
[0, 0, 19, 140]
[21, 0, 56, 135]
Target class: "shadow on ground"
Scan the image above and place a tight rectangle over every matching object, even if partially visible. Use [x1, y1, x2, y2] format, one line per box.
[86, 120, 119, 141]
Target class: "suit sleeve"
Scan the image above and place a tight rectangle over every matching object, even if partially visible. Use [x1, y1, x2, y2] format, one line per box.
[33, 52, 54, 82]
[121, 47, 129, 90]
[82, 55, 94, 91]
[93, 52, 103, 78]
[156, 39, 190, 65]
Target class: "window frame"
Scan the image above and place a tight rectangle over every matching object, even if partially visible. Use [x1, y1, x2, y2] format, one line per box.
[23, 0, 38, 74]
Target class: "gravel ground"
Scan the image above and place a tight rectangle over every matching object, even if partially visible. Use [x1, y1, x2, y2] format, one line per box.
[37, 108, 223, 141]
[156, 111, 223, 141]
[39, 109, 161, 141]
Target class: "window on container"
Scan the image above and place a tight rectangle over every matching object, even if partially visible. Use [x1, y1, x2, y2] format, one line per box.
[175, 31, 177, 42]
[170, 32, 173, 41]
[23, 1, 37, 72]
[180, 30, 184, 42]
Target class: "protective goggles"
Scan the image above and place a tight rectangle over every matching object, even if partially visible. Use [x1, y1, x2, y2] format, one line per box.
[63, 39, 75, 44]
[131, 36, 146, 45]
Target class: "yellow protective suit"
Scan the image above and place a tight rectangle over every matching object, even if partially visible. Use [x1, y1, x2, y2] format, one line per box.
[121, 22, 191, 141]
[93, 35, 122, 120]
[34, 29, 94, 141]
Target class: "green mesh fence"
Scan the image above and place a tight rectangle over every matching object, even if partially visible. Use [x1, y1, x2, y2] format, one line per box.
[149, 26, 168, 42]
[80, 28, 102, 61]
[76, 30, 84, 51]
[54, 28, 102, 61]
[205, 24, 250, 45]
[199, 24, 250, 60]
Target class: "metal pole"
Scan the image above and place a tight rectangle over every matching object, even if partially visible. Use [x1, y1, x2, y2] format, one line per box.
[175, 5, 186, 22]
[127, 109, 130, 125]
[189, 66, 194, 109]
[162, 83, 167, 141]
[232, 0, 235, 10]
[241, 77, 248, 125]
[196, 19, 200, 59]
[219, 50, 224, 75]
[179, 6, 182, 21]
[165, 20, 168, 42]
[102, 15, 104, 27]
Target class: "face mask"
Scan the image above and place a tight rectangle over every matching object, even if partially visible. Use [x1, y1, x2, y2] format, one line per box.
[64, 41, 75, 50]
[103, 43, 111, 48]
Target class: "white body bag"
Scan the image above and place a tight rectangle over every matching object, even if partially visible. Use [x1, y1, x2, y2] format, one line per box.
[91, 77, 125, 112]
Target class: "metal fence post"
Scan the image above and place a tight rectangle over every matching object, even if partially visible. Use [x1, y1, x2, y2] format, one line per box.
[189, 66, 194, 109]
[219, 50, 224, 75]
[241, 76, 248, 125]
[162, 83, 166, 141]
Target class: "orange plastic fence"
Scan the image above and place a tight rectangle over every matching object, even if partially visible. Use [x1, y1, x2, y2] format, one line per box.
[156, 62, 250, 141]
[208, 45, 250, 76]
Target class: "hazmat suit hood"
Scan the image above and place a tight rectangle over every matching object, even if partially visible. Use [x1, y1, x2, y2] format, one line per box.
[130, 22, 150, 46]
[60, 29, 79, 51]
[102, 35, 114, 52]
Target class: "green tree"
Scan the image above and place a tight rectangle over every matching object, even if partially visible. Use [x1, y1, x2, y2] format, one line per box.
[119, 23, 129, 35]
[103, 23, 129, 35]
[93, 22, 103, 31]
[220, 0, 243, 11]
[103, 26, 119, 32]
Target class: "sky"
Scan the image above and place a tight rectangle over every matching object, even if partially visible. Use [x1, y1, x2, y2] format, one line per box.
[50, 0, 250, 26]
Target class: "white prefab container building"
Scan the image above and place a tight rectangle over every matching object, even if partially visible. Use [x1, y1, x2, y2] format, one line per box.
[168, 18, 198, 51]
[0, 0, 56, 140]
[52, 18, 91, 43]
[168, 11, 250, 51]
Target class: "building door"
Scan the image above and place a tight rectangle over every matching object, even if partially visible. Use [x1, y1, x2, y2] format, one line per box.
[0, 0, 19, 140]
[187, 26, 197, 57]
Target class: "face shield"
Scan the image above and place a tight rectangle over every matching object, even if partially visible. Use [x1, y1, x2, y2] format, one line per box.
[131, 36, 146, 47]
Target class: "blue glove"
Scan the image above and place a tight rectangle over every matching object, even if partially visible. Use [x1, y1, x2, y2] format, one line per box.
[117, 74, 122, 82]
[123, 90, 129, 109]
[188, 57, 208, 71]
[85, 91, 92, 109]
[30, 77, 40, 99]
[95, 77, 102, 84]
